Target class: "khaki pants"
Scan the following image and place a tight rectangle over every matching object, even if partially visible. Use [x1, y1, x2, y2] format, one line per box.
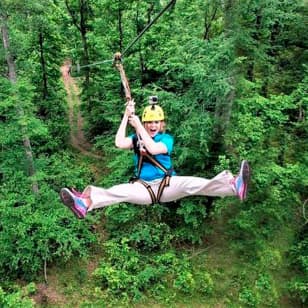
[84, 170, 236, 211]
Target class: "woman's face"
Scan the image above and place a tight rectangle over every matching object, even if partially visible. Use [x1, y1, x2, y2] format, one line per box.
[144, 121, 162, 137]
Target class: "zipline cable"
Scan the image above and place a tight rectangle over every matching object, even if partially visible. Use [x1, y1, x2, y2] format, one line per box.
[121, 0, 176, 58]
[74, 0, 176, 72]
[76, 59, 113, 72]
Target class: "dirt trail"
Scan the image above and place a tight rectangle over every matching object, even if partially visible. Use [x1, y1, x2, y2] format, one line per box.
[61, 61, 101, 159]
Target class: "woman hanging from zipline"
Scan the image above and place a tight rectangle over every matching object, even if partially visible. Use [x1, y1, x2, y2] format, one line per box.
[60, 96, 251, 219]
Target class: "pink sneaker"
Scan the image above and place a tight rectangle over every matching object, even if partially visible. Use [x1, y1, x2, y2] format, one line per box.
[60, 188, 88, 218]
[234, 160, 250, 201]
[71, 188, 88, 198]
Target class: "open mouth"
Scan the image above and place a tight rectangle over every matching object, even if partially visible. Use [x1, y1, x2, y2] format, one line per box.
[149, 128, 158, 136]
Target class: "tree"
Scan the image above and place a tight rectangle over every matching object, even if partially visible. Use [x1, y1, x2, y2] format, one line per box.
[64, 0, 92, 87]
[0, 12, 39, 193]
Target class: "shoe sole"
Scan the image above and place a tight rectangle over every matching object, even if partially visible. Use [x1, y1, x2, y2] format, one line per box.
[239, 160, 250, 200]
[60, 188, 83, 218]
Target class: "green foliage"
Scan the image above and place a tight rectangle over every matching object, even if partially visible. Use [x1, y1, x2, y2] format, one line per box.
[128, 222, 173, 251]
[175, 199, 208, 244]
[104, 203, 174, 252]
[0, 78, 48, 143]
[195, 271, 214, 295]
[1, 0, 307, 306]
[289, 280, 308, 304]
[239, 287, 260, 307]
[93, 239, 213, 303]
[0, 183, 97, 280]
[224, 72, 307, 264]
[0, 151, 98, 280]
[97, 138, 134, 185]
[0, 284, 35, 308]
[288, 224, 308, 304]
[238, 272, 279, 307]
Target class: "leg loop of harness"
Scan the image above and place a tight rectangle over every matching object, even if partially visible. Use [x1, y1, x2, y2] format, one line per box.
[130, 176, 172, 204]
[130, 178, 157, 204]
[156, 175, 171, 203]
[131, 139, 174, 204]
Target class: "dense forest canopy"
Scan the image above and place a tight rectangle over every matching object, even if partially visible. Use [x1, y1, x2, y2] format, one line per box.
[0, 0, 307, 306]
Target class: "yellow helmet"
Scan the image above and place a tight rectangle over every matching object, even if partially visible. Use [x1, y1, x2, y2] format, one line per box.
[142, 104, 165, 122]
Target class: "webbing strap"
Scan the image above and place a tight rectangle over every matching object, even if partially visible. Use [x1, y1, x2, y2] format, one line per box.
[143, 153, 169, 173]
[156, 175, 171, 203]
[131, 176, 171, 205]
[134, 143, 173, 204]
[136, 153, 144, 178]
[132, 178, 157, 204]
[136, 150, 170, 176]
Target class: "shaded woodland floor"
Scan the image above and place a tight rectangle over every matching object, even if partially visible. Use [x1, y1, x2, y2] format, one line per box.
[60, 61, 101, 160]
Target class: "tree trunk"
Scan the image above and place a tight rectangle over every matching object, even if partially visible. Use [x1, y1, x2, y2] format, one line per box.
[80, 22, 90, 86]
[117, 0, 123, 52]
[221, 0, 236, 131]
[203, 4, 218, 41]
[139, 2, 154, 86]
[211, 0, 237, 155]
[39, 31, 48, 99]
[1, 14, 39, 194]
[65, 0, 90, 87]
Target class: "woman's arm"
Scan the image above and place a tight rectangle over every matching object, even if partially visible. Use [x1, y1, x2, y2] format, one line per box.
[129, 116, 167, 155]
[115, 102, 134, 149]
